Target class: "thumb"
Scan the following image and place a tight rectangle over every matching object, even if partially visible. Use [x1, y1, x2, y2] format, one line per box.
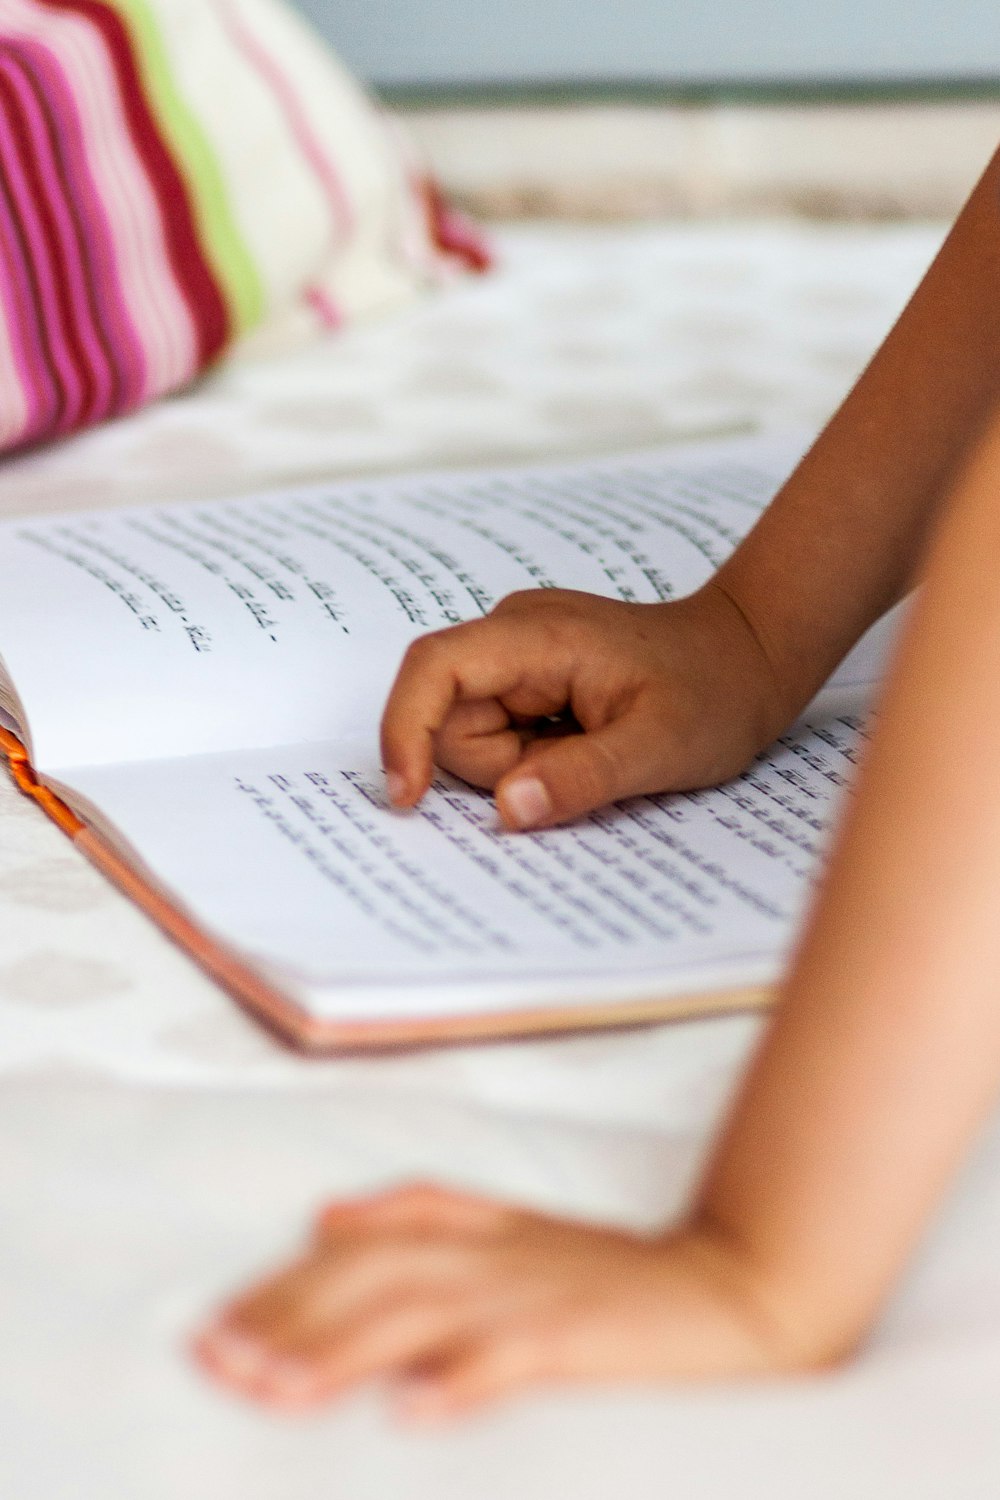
[495, 715, 663, 830]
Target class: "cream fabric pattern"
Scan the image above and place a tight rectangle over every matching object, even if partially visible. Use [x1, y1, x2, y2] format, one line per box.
[7, 218, 997, 1500]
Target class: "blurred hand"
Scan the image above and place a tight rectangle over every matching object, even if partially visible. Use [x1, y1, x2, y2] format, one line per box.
[380, 581, 790, 829]
[192, 1183, 813, 1420]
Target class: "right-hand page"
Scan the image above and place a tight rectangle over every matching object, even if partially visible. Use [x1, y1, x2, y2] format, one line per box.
[54, 703, 866, 1009]
[1, 433, 842, 773]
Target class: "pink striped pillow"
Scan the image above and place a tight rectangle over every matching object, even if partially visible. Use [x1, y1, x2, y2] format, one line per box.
[0, 0, 489, 455]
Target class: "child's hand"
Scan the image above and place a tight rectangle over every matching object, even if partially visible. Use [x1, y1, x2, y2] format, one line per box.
[381, 582, 788, 829]
[192, 1183, 811, 1419]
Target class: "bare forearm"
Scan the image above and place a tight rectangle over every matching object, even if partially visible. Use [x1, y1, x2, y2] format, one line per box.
[715, 146, 1000, 719]
[695, 403, 1000, 1362]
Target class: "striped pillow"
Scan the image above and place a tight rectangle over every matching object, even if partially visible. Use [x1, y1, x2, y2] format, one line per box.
[0, 0, 489, 455]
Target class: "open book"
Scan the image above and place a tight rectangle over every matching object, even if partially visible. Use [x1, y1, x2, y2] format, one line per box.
[0, 433, 899, 1049]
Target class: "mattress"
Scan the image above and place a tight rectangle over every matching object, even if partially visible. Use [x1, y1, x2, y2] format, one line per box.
[5, 219, 996, 1499]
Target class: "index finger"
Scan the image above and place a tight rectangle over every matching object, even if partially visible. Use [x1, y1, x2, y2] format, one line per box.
[379, 616, 542, 807]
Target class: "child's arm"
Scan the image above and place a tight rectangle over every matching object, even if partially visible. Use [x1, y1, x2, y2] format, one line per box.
[190, 149, 1000, 1411]
[692, 404, 1000, 1360]
[381, 146, 1000, 831]
[194, 403, 1000, 1417]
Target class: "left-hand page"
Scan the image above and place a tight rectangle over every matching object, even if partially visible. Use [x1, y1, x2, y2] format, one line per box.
[0, 436, 806, 776]
[0, 487, 471, 773]
[0, 475, 546, 774]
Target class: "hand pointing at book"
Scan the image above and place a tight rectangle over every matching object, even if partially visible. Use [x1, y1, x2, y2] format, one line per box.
[380, 581, 791, 829]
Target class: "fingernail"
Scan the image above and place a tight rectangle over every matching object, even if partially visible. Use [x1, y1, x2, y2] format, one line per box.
[268, 1359, 316, 1401]
[501, 776, 552, 830]
[385, 771, 408, 806]
[205, 1329, 267, 1377]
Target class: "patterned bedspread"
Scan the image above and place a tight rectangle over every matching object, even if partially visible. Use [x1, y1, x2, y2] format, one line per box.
[7, 219, 996, 1500]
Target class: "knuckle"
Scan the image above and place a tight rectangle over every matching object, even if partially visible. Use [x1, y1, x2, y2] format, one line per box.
[491, 589, 537, 615]
[403, 630, 452, 668]
[218, 1295, 259, 1332]
[314, 1202, 351, 1238]
[392, 1180, 453, 1208]
[492, 587, 578, 620]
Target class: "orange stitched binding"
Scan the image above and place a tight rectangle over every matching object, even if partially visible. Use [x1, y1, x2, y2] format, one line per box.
[0, 726, 84, 835]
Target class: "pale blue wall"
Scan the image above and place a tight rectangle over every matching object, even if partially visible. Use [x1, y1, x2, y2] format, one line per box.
[292, 0, 1000, 87]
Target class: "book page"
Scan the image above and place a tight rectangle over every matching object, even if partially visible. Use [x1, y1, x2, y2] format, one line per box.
[54, 708, 866, 1008]
[0, 434, 816, 771]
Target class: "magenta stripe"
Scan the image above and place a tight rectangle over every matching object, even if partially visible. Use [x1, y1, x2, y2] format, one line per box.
[304, 282, 342, 329]
[0, 44, 113, 424]
[0, 87, 62, 439]
[10, 48, 112, 420]
[0, 192, 53, 437]
[1, 0, 198, 401]
[16, 29, 147, 415]
[0, 53, 85, 431]
[213, 0, 354, 243]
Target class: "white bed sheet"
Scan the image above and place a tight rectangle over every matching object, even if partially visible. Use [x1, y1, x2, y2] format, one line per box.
[6, 220, 997, 1497]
